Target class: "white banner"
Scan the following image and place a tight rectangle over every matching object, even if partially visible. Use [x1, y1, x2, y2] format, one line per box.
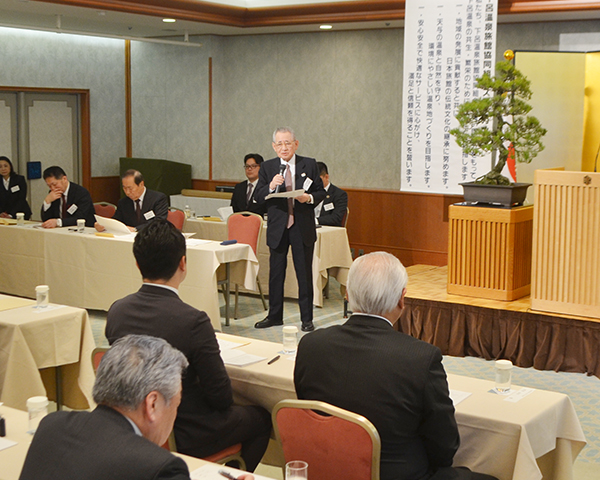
[401, 0, 498, 194]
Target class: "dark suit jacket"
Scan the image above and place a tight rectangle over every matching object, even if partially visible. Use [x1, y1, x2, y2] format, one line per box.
[19, 405, 190, 480]
[105, 284, 234, 456]
[317, 183, 348, 227]
[255, 155, 326, 248]
[0, 174, 32, 219]
[294, 315, 460, 480]
[113, 189, 169, 228]
[40, 181, 95, 227]
[230, 180, 266, 217]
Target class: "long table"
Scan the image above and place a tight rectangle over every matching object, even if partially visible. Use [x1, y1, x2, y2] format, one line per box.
[0, 295, 95, 411]
[219, 333, 586, 480]
[0, 224, 259, 331]
[183, 218, 353, 307]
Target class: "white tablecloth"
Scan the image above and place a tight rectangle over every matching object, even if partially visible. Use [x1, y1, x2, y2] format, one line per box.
[184, 218, 353, 307]
[170, 194, 231, 217]
[219, 333, 586, 480]
[0, 225, 258, 331]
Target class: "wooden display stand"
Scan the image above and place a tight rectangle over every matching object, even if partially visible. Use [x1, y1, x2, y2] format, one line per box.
[531, 170, 600, 319]
[447, 204, 533, 301]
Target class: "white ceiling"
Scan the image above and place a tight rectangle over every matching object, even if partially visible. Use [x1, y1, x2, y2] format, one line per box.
[0, 0, 599, 43]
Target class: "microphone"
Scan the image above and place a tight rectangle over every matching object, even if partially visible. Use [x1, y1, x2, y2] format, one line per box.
[275, 164, 287, 193]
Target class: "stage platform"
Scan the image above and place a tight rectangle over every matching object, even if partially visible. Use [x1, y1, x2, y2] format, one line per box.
[400, 265, 600, 377]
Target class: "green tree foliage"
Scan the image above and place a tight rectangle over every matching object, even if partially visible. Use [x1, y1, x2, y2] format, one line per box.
[450, 61, 547, 185]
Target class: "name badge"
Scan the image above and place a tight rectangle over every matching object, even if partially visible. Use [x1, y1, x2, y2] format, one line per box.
[303, 177, 313, 191]
[67, 204, 78, 215]
[11, 185, 20, 193]
[144, 210, 155, 220]
[324, 203, 334, 211]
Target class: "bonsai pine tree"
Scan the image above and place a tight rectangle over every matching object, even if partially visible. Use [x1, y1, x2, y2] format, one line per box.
[450, 60, 547, 185]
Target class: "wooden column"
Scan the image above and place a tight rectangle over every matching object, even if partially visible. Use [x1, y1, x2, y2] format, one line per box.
[447, 204, 533, 301]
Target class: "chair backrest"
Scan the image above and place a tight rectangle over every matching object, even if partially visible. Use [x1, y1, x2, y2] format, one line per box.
[167, 208, 185, 231]
[341, 207, 349, 228]
[91, 346, 109, 373]
[272, 399, 381, 480]
[227, 212, 263, 255]
[94, 202, 116, 218]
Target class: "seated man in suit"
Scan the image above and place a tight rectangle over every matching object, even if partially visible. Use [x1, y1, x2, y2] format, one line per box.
[40, 165, 95, 228]
[20, 334, 191, 480]
[294, 252, 498, 480]
[314, 161, 348, 227]
[100, 169, 168, 231]
[230, 154, 266, 217]
[106, 219, 271, 471]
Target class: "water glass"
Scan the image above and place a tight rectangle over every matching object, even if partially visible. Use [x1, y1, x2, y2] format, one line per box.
[16, 212, 25, 226]
[77, 218, 85, 233]
[35, 285, 49, 308]
[494, 359, 513, 394]
[282, 326, 298, 354]
[285, 460, 308, 480]
[27, 396, 48, 434]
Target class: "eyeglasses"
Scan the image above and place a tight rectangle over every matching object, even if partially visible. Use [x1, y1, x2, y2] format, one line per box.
[244, 164, 259, 170]
[273, 141, 295, 149]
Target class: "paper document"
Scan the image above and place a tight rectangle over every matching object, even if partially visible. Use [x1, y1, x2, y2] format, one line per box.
[449, 389, 472, 406]
[186, 238, 212, 247]
[191, 463, 275, 480]
[217, 206, 234, 222]
[266, 189, 305, 200]
[0, 437, 17, 452]
[504, 387, 535, 403]
[216, 336, 250, 351]
[220, 348, 265, 367]
[94, 215, 132, 235]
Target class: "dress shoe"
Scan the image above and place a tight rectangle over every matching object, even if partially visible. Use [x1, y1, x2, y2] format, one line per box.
[254, 317, 283, 329]
[301, 322, 315, 332]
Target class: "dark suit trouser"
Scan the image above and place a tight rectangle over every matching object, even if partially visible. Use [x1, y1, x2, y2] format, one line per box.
[268, 222, 314, 325]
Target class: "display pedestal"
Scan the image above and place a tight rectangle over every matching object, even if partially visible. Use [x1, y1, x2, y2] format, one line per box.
[447, 204, 533, 301]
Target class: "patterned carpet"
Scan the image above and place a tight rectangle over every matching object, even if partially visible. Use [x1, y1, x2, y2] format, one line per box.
[89, 277, 600, 478]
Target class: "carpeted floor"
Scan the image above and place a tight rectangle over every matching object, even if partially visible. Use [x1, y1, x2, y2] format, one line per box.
[89, 277, 600, 479]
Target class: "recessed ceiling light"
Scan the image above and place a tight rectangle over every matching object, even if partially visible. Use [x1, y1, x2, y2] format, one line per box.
[320, 25, 333, 30]
[163, 18, 176, 23]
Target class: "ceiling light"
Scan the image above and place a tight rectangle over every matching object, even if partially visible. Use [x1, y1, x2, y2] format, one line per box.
[320, 25, 332, 30]
[163, 18, 176, 23]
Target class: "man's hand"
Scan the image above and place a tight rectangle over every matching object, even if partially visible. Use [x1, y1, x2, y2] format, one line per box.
[42, 219, 59, 229]
[269, 174, 285, 191]
[94, 222, 106, 232]
[296, 193, 311, 203]
[44, 190, 62, 205]
[127, 226, 136, 232]
[0, 212, 10, 218]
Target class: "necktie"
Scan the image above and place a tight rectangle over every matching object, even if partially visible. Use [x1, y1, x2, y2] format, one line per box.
[246, 183, 254, 207]
[285, 165, 294, 228]
[135, 199, 141, 224]
[61, 194, 67, 219]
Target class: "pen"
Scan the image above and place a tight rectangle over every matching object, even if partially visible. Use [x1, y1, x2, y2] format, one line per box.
[218, 469, 238, 480]
[267, 355, 280, 365]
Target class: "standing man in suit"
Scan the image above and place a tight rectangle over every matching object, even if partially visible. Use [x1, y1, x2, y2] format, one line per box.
[106, 219, 271, 471]
[314, 161, 348, 227]
[254, 127, 326, 332]
[108, 169, 168, 231]
[40, 165, 95, 228]
[230, 154, 266, 216]
[294, 252, 498, 480]
[19, 334, 191, 480]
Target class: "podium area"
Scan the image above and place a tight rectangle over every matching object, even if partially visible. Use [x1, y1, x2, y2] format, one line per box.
[400, 265, 600, 378]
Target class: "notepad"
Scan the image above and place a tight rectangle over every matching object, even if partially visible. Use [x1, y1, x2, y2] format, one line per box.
[220, 348, 265, 367]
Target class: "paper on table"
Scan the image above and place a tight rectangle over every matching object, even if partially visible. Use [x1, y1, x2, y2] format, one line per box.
[218, 206, 234, 222]
[191, 463, 276, 480]
[265, 189, 305, 200]
[220, 348, 265, 367]
[0, 437, 17, 452]
[449, 389, 472, 406]
[186, 238, 213, 246]
[216, 336, 250, 351]
[504, 387, 535, 403]
[94, 215, 132, 235]
[32, 304, 66, 313]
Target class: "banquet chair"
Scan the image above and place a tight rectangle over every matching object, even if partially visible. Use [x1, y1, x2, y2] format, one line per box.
[167, 208, 185, 230]
[272, 399, 381, 480]
[218, 212, 267, 325]
[91, 346, 245, 466]
[94, 202, 116, 218]
[341, 206, 350, 228]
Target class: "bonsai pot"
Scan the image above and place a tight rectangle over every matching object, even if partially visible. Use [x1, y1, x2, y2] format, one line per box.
[460, 182, 531, 208]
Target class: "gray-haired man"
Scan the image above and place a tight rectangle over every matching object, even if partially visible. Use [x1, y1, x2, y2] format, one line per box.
[20, 335, 190, 480]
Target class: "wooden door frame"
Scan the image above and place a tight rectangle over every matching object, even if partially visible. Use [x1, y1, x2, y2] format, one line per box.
[0, 86, 91, 190]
